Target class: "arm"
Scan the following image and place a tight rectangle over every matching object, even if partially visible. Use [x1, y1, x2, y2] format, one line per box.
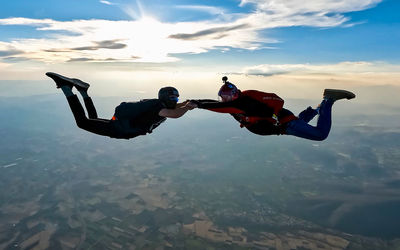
[158, 100, 195, 119]
[175, 101, 193, 108]
[192, 99, 245, 114]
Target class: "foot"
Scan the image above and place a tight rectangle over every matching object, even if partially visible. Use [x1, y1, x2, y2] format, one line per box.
[46, 72, 90, 91]
[323, 89, 355, 102]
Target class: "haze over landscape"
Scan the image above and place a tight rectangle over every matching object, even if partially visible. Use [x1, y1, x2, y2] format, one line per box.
[1, 0, 400, 249]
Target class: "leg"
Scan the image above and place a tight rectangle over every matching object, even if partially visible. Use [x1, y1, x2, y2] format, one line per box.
[285, 99, 333, 141]
[74, 80, 98, 119]
[67, 95, 115, 137]
[287, 88, 355, 140]
[46, 72, 117, 137]
[298, 106, 318, 123]
[83, 96, 98, 119]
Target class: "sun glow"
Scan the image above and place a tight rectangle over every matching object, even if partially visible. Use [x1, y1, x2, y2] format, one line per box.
[0, 0, 382, 66]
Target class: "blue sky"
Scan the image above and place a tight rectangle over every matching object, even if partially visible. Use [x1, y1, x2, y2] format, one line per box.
[0, 0, 399, 81]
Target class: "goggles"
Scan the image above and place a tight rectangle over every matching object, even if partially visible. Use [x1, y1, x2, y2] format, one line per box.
[169, 96, 179, 102]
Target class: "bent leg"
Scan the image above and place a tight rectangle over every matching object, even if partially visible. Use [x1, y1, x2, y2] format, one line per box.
[78, 89, 98, 119]
[66, 95, 114, 137]
[285, 99, 333, 141]
[298, 106, 318, 123]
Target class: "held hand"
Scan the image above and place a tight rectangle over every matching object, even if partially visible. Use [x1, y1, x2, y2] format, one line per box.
[185, 102, 197, 110]
[177, 100, 197, 110]
[182, 100, 190, 105]
[189, 99, 200, 105]
[176, 100, 190, 109]
[186, 100, 198, 109]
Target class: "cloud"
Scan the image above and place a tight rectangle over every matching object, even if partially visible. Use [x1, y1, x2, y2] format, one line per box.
[1, 57, 32, 62]
[0, 17, 262, 63]
[43, 49, 70, 53]
[242, 63, 315, 76]
[168, 24, 249, 40]
[0, 49, 25, 57]
[67, 57, 94, 62]
[0, 0, 384, 64]
[99, 0, 117, 6]
[0, 43, 26, 59]
[241, 61, 400, 76]
[71, 40, 127, 51]
[0, 17, 54, 26]
[174, 5, 225, 15]
[240, 0, 381, 14]
[236, 0, 382, 29]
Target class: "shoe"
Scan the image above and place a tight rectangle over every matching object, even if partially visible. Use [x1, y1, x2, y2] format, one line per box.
[46, 72, 90, 91]
[323, 89, 355, 102]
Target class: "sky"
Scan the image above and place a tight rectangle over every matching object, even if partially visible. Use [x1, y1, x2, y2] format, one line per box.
[0, 0, 399, 98]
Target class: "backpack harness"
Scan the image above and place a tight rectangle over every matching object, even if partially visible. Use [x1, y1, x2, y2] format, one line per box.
[236, 90, 297, 128]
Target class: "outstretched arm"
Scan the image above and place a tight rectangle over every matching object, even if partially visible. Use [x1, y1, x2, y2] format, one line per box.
[158, 100, 196, 118]
[175, 101, 195, 109]
[191, 99, 245, 114]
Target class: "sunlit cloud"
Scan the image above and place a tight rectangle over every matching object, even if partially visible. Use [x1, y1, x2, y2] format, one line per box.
[238, 0, 381, 28]
[0, 0, 383, 64]
[0, 17, 261, 63]
[241, 61, 400, 76]
[240, 0, 381, 13]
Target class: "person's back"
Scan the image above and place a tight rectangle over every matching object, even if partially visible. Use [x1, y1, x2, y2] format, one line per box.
[112, 99, 167, 138]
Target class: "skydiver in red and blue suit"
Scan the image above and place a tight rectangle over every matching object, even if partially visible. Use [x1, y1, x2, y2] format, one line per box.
[191, 76, 355, 141]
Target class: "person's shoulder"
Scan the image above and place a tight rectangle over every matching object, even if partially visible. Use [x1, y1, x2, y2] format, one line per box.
[143, 98, 167, 110]
[139, 98, 162, 105]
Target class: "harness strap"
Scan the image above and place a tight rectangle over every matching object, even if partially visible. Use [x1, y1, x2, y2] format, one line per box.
[239, 114, 298, 128]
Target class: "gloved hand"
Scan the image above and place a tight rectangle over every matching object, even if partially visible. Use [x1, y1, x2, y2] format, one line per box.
[188, 100, 202, 108]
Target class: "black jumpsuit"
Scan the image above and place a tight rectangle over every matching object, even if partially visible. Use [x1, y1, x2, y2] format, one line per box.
[66, 95, 166, 139]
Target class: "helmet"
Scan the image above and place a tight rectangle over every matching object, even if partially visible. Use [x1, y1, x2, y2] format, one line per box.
[158, 86, 179, 109]
[218, 76, 240, 101]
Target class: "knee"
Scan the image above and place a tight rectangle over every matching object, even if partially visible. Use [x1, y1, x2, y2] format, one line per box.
[314, 132, 329, 141]
[75, 118, 88, 129]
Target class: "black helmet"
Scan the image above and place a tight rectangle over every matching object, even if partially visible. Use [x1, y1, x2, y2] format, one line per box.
[158, 86, 179, 109]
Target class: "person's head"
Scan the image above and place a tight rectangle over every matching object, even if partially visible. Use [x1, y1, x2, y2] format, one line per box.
[218, 76, 240, 102]
[158, 86, 179, 109]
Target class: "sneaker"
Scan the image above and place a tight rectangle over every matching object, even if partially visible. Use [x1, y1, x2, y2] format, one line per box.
[46, 72, 90, 91]
[323, 89, 355, 102]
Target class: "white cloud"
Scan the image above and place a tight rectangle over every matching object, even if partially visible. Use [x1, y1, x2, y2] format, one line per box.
[240, 0, 381, 14]
[242, 61, 400, 76]
[99, 0, 116, 5]
[0, 17, 262, 63]
[236, 0, 382, 30]
[0, 0, 383, 64]
[0, 17, 54, 26]
[237, 0, 382, 29]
